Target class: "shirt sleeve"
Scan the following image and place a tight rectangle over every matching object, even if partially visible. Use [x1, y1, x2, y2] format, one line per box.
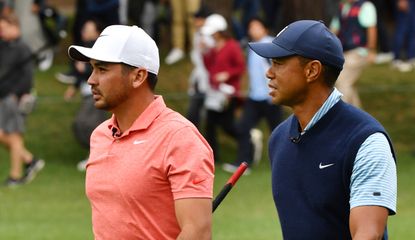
[166, 126, 215, 200]
[350, 132, 397, 214]
[358, 1, 377, 28]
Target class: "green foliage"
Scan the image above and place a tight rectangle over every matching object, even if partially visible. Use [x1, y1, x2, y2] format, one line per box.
[0, 61, 414, 239]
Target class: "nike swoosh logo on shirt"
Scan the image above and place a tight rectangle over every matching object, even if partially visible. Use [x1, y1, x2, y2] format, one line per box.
[319, 162, 335, 169]
[192, 178, 207, 185]
[133, 140, 147, 145]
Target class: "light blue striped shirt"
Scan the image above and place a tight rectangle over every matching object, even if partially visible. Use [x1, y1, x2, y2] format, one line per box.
[247, 36, 274, 101]
[302, 88, 397, 213]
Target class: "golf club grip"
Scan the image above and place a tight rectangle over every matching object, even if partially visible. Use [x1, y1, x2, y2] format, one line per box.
[227, 162, 248, 186]
[212, 184, 232, 212]
[212, 162, 248, 212]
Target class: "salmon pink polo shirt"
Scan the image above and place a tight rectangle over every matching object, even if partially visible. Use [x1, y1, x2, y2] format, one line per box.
[85, 96, 214, 240]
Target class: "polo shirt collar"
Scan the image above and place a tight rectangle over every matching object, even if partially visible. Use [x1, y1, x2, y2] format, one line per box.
[107, 95, 166, 137]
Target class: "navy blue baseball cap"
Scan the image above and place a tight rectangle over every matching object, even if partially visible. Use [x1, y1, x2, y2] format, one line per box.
[248, 20, 344, 70]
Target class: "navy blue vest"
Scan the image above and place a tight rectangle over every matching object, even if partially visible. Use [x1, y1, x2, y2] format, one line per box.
[269, 100, 394, 239]
[338, 0, 367, 51]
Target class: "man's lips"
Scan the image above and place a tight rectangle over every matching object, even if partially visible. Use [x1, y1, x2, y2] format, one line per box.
[91, 89, 101, 99]
[268, 83, 277, 91]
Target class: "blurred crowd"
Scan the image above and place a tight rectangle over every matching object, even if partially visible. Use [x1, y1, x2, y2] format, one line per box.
[0, 0, 414, 185]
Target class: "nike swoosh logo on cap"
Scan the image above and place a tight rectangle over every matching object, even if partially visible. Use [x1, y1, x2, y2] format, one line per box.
[319, 162, 335, 169]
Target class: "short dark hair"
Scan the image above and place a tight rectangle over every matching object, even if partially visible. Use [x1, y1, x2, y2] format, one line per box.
[297, 56, 341, 88]
[147, 72, 158, 91]
[322, 65, 341, 87]
[121, 63, 135, 75]
[121, 63, 158, 91]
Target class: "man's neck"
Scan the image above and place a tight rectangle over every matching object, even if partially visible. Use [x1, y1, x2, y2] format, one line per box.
[113, 93, 155, 133]
[292, 88, 332, 131]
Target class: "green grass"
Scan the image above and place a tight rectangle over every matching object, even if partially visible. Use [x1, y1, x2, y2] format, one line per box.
[0, 59, 414, 239]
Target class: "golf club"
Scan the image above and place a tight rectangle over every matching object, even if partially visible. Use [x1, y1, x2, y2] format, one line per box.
[212, 162, 248, 212]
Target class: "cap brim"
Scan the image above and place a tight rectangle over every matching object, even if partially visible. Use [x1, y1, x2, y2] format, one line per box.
[248, 42, 294, 59]
[68, 46, 93, 62]
[68, 45, 122, 63]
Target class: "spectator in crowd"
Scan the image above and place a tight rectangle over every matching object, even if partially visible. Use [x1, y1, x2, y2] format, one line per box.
[86, 0, 120, 26]
[0, 0, 12, 16]
[0, 13, 44, 187]
[165, 0, 201, 65]
[34, 0, 68, 47]
[56, 0, 88, 84]
[118, 0, 128, 24]
[260, 0, 282, 35]
[231, 0, 261, 45]
[186, 5, 212, 129]
[68, 24, 214, 239]
[249, 19, 396, 239]
[126, 0, 158, 38]
[13, 0, 55, 71]
[201, 14, 245, 162]
[62, 19, 107, 171]
[223, 17, 282, 174]
[56, 0, 120, 84]
[391, 0, 415, 72]
[325, 0, 341, 24]
[370, 0, 394, 64]
[331, 0, 378, 108]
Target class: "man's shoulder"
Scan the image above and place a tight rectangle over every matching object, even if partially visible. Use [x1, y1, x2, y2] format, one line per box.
[270, 114, 295, 137]
[277, 114, 295, 128]
[339, 102, 381, 125]
[158, 108, 197, 129]
[328, 102, 388, 143]
[155, 108, 209, 149]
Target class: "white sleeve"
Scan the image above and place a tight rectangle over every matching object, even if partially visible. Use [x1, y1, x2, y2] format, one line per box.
[358, 1, 377, 27]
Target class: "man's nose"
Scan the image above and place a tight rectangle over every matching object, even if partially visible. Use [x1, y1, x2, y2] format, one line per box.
[87, 72, 96, 85]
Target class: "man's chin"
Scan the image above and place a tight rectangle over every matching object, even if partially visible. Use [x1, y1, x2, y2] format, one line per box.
[94, 102, 108, 111]
[270, 96, 281, 105]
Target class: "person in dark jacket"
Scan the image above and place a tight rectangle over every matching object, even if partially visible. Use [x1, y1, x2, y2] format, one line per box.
[249, 20, 396, 239]
[0, 13, 44, 187]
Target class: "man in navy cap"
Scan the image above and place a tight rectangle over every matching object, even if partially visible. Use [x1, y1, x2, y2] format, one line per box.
[249, 20, 397, 239]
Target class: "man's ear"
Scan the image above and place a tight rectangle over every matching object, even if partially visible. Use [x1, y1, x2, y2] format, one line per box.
[305, 60, 322, 83]
[132, 68, 148, 88]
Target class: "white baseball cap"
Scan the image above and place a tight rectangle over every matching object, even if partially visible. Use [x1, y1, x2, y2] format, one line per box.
[201, 14, 227, 36]
[68, 25, 159, 74]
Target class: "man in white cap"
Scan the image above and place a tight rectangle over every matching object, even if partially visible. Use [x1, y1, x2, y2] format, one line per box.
[68, 25, 214, 240]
